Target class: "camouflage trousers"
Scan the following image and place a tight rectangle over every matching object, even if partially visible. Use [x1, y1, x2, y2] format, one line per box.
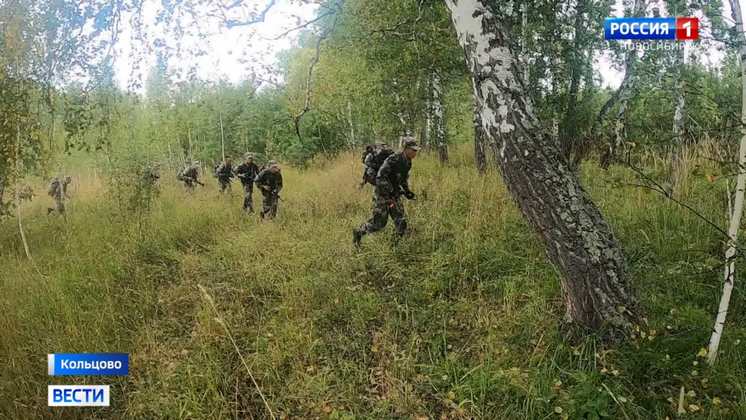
[218, 179, 232, 194]
[360, 190, 407, 236]
[242, 183, 254, 212]
[183, 181, 195, 195]
[48, 197, 65, 215]
[260, 193, 278, 219]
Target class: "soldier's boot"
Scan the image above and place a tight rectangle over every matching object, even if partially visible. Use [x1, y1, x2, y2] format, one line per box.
[353, 228, 364, 247]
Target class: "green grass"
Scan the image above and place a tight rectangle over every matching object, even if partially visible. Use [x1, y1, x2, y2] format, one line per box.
[1, 147, 745, 419]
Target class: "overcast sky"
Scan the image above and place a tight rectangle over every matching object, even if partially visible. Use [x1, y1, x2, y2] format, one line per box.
[112, 0, 742, 93]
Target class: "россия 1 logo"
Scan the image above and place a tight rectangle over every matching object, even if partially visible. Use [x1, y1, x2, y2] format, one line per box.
[605, 18, 699, 40]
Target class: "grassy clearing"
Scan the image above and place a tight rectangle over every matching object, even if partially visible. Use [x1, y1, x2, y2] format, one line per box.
[1, 147, 745, 419]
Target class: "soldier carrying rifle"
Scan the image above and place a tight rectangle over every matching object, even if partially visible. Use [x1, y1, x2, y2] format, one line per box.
[254, 160, 283, 220]
[353, 139, 419, 246]
[178, 161, 204, 195]
[235, 153, 261, 212]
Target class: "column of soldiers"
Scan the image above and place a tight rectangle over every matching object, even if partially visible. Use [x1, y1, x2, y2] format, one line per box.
[48, 139, 419, 242]
[176, 153, 284, 220]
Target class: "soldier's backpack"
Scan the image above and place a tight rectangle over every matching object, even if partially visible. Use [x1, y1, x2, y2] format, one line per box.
[362, 145, 377, 164]
[47, 179, 60, 197]
[368, 148, 394, 173]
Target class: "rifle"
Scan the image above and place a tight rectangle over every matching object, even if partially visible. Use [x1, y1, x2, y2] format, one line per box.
[185, 177, 205, 187]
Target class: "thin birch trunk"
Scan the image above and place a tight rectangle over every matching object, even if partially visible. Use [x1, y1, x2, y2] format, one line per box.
[707, 0, 746, 363]
[347, 100, 356, 148]
[474, 103, 487, 173]
[670, 42, 687, 188]
[600, 0, 647, 169]
[432, 69, 448, 163]
[15, 124, 31, 260]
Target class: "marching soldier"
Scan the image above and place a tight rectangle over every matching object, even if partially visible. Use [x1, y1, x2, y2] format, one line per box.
[215, 156, 234, 195]
[179, 161, 203, 194]
[254, 160, 283, 220]
[235, 153, 261, 212]
[353, 139, 419, 246]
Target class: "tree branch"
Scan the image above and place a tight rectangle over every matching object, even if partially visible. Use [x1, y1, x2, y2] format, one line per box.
[260, 11, 335, 41]
[224, 0, 276, 28]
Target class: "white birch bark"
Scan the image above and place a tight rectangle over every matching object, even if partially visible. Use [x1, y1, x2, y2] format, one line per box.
[431, 69, 448, 163]
[670, 42, 687, 187]
[445, 0, 634, 335]
[707, 0, 746, 364]
[15, 124, 31, 260]
[347, 100, 355, 148]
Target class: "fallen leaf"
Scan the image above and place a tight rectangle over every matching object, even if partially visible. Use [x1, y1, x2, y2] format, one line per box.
[706, 173, 716, 182]
[687, 390, 696, 397]
[322, 406, 334, 414]
[691, 370, 699, 377]
[618, 397, 628, 403]
[612, 369, 620, 376]
[735, 339, 741, 346]
[689, 404, 700, 412]
[697, 348, 708, 357]
[617, 306, 627, 313]
[554, 407, 563, 414]
[713, 397, 722, 405]
[701, 378, 709, 389]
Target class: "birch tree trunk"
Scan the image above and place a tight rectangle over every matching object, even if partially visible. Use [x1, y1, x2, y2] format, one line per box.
[425, 93, 433, 152]
[431, 69, 448, 163]
[347, 100, 356, 148]
[16, 124, 32, 260]
[559, 0, 587, 164]
[446, 0, 635, 336]
[474, 103, 487, 173]
[520, 2, 529, 86]
[670, 43, 687, 188]
[599, 0, 647, 169]
[707, 0, 746, 364]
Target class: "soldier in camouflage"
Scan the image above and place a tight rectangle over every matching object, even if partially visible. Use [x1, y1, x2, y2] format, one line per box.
[254, 160, 283, 219]
[179, 161, 201, 194]
[353, 139, 419, 246]
[235, 153, 261, 212]
[47, 176, 70, 216]
[362, 143, 394, 188]
[215, 156, 234, 195]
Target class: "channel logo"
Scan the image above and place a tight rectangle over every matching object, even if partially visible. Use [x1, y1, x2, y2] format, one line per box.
[605, 18, 699, 40]
[48, 385, 110, 406]
[48, 353, 129, 376]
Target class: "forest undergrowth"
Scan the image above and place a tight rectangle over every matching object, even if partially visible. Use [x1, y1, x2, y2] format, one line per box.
[1, 147, 745, 419]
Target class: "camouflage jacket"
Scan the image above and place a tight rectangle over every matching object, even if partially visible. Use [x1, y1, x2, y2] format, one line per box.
[365, 148, 394, 176]
[181, 167, 199, 182]
[235, 162, 260, 185]
[215, 162, 234, 180]
[376, 152, 412, 198]
[254, 169, 283, 194]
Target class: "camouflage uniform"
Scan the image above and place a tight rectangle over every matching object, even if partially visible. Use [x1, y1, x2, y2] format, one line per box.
[254, 164, 283, 219]
[363, 147, 394, 186]
[180, 166, 200, 195]
[215, 161, 234, 194]
[47, 177, 66, 215]
[354, 144, 418, 245]
[235, 160, 260, 212]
